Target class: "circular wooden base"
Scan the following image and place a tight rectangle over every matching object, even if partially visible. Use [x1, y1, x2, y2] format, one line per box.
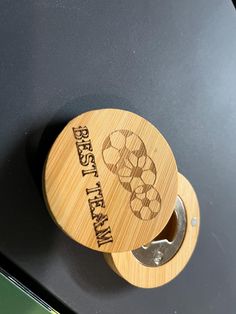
[104, 173, 200, 288]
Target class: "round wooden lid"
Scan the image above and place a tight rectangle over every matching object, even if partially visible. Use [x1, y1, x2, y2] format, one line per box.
[43, 109, 178, 252]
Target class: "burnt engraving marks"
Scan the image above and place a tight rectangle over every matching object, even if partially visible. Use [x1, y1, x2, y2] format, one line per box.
[72, 126, 113, 247]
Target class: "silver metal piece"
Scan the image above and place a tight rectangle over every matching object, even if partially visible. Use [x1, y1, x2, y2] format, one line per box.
[153, 250, 164, 265]
[132, 196, 187, 267]
[142, 244, 150, 250]
[191, 217, 197, 227]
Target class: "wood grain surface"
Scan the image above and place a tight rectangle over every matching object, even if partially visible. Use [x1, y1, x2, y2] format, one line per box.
[104, 173, 200, 287]
[43, 109, 178, 252]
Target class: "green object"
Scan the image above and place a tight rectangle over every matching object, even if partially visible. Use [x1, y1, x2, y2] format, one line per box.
[0, 268, 59, 314]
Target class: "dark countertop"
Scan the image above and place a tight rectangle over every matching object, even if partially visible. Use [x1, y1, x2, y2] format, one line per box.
[0, 1, 236, 313]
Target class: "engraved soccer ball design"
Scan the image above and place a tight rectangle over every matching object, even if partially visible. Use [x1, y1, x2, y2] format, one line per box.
[130, 185, 161, 220]
[102, 129, 147, 174]
[102, 129, 162, 221]
[118, 155, 156, 192]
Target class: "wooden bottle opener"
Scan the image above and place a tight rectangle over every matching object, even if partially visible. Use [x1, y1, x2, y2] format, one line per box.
[43, 108, 200, 288]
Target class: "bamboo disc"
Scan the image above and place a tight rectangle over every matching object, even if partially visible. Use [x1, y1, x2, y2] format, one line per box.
[43, 109, 178, 252]
[104, 173, 200, 287]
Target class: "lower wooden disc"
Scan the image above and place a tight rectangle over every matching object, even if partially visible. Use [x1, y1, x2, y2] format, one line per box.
[104, 173, 200, 288]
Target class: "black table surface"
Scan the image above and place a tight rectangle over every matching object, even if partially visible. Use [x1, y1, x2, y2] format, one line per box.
[0, 1, 236, 313]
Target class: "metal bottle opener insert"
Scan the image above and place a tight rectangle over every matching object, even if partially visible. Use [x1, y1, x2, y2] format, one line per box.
[132, 196, 187, 267]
